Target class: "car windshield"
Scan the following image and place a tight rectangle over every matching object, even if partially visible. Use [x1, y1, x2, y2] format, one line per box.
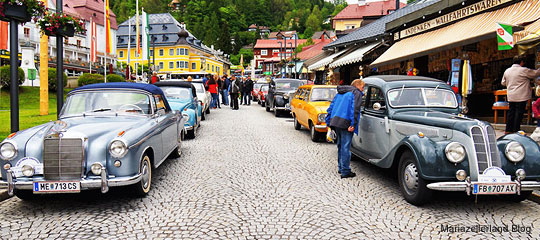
[254, 83, 263, 90]
[310, 88, 337, 102]
[275, 81, 302, 90]
[192, 83, 205, 93]
[260, 85, 269, 92]
[388, 87, 458, 108]
[160, 87, 192, 100]
[60, 90, 152, 117]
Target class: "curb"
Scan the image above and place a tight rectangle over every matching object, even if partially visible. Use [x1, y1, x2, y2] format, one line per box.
[0, 190, 11, 202]
[528, 191, 540, 204]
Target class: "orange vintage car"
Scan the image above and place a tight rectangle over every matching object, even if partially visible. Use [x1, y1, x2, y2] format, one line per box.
[290, 85, 337, 142]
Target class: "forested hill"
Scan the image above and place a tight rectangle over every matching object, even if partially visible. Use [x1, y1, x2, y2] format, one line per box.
[110, 0, 347, 57]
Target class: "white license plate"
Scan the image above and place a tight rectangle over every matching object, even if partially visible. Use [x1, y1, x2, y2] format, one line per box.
[33, 181, 81, 193]
[473, 183, 516, 195]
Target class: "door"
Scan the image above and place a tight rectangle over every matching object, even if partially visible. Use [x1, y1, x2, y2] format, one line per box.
[353, 86, 390, 160]
[298, 88, 310, 126]
[154, 95, 177, 162]
[291, 88, 305, 122]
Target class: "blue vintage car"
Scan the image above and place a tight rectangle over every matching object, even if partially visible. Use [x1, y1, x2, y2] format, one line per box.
[155, 81, 201, 138]
[350, 75, 540, 205]
[0, 82, 185, 199]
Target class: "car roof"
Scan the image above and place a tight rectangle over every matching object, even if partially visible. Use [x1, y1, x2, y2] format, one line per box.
[299, 84, 337, 89]
[363, 75, 450, 90]
[365, 75, 444, 82]
[154, 81, 197, 98]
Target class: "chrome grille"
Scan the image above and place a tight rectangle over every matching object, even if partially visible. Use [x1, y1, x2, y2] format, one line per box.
[43, 138, 84, 180]
[470, 125, 501, 174]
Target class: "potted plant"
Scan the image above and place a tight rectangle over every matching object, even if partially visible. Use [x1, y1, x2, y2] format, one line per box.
[38, 12, 86, 37]
[0, 0, 46, 23]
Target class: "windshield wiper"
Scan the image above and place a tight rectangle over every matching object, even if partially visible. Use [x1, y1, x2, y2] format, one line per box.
[90, 108, 112, 112]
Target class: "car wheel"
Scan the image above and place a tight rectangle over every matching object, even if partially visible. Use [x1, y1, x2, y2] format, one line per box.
[170, 132, 183, 158]
[501, 191, 532, 202]
[265, 104, 270, 112]
[273, 104, 280, 117]
[187, 126, 196, 139]
[293, 115, 301, 130]
[262, 101, 266, 107]
[132, 154, 152, 197]
[206, 107, 210, 114]
[398, 151, 432, 205]
[14, 190, 38, 201]
[201, 111, 206, 121]
[310, 123, 321, 142]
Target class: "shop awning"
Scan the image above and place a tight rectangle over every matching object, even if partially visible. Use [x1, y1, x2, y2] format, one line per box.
[308, 48, 348, 71]
[371, 0, 540, 67]
[516, 19, 540, 54]
[329, 42, 380, 68]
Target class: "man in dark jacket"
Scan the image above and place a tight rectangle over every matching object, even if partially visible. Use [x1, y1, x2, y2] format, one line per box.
[230, 75, 241, 110]
[325, 79, 365, 178]
[244, 76, 254, 105]
[222, 75, 230, 105]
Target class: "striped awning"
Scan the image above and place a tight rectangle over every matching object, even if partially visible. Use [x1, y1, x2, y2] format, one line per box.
[329, 42, 380, 68]
[308, 49, 348, 71]
[516, 19, 540, 54]
[371, 0, 540, 67]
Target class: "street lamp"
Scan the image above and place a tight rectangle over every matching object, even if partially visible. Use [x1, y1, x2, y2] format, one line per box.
[278, 41, 283, 76]
[288, 42, 293, 78]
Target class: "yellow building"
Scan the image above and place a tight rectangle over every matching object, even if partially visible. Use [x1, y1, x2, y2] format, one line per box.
[116, 13, 230, 78]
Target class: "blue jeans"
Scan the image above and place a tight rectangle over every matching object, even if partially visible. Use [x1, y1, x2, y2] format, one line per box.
[335, 127, 353, 176]
[211, 93, 219, 108]
[222, 89, 229, 105]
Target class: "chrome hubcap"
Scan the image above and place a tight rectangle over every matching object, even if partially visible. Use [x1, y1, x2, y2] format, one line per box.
[403, 163, 418, 194]
[141, 159, 150, 190]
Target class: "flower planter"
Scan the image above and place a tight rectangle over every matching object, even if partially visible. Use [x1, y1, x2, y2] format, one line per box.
[44, 23, 75, 37]
[0, 4, 31, 23]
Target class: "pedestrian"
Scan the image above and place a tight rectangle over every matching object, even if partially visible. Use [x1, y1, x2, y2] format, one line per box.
[230, 75, 241, 110]
[202, 74, 208, 86]
[151, 72, 159, 84]
[245, 76, 254, 105]
[222, 75, 230, 106]
[501, 55, 540, 134]
[214, 75, 221, 108]
[325, 79, 365, 179]
[531, 97, 540, 143]
[240, 77, 247, 105]
[218, 75, 224, 106]
[206, 75, 219, 109]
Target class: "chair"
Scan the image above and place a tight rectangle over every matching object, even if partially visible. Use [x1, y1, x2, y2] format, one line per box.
[492, 90, 532, 124]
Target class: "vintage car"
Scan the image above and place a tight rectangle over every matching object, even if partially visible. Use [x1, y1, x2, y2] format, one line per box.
[177, 80, 210, 120]
[252, 81, 267, 102]
[155, 81, 201, 139]
[350, 75, 540, 205]
[0, 82, 185, 199]
[291, 85, 337, 142]
[265, 78, 304, 117]
[258, 84, 269, 107]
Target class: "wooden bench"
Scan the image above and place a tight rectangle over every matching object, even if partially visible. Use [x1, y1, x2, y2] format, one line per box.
[492, 89, 531, 124]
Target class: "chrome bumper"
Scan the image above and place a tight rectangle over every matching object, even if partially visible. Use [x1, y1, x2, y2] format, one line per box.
[184, 125, 194, 131]
[314, 124, 327, 129]
[274, 106, 288, 110]
[426, 178, 540, 195]
[0, 168, 142, 196]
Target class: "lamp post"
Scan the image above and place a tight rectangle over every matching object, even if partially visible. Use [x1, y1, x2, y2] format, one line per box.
[288, 42, 292, 78]
[56, 0, 64, 117]
[152, 35, 156, 72]
[278, 41, 283, 76]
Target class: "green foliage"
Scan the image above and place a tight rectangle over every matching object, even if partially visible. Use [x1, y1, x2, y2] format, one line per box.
[78, 73, 104, 86]
[296, 38, 314, 53]
[230, 49, 254, 66]
[47, 68, 68, 92]
[106, 74, 125, 83]
[0, 65, 25, 88]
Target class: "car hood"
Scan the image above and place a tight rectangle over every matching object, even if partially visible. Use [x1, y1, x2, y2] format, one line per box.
[310, 101, 331, 112]
[391, 110, 481, 133]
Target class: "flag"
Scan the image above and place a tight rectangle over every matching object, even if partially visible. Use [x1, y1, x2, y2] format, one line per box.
[136, 0, 140, 55]
[141, 9, 149, 60]
[90, 18, 97, 62]
[496, 23, 513, 50]
[0, 21, 8, 50]
[104, 0, 112, 53]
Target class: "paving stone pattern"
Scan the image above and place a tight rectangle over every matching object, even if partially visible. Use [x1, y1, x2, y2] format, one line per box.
[0, 105, 539, 239]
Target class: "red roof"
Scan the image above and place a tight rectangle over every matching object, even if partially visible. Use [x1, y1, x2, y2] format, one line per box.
[268, 31, 297, 39]
[296, 39, 333, 60]
[69, 0, 118, 29]
[254, 39, 308, 49]
[333, 1, 406, 20]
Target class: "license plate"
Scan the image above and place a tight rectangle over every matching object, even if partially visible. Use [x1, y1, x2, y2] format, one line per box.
[473, 183, 516, 195]
[33, 181, 81, 194]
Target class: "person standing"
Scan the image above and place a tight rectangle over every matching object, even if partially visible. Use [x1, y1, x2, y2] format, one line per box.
[501, 56, 540, 134]
[206, 75, 219, 109]
[151, 72, 159, 84]
[245, 76, 254, 105]
[531, 97, 540, 143]
[240, 77, 247, 105]
[325, 79, 365, 179]
[230, 75, 241, 110]
[217, 75, 224, 106]
[222, 75, 230, 106]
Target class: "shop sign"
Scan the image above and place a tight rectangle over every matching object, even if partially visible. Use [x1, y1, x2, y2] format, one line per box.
[396, 0, 512, 40]
[496, 23, 514, 50]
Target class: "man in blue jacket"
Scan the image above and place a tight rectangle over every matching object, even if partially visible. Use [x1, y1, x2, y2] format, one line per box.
[326, 79, 365, 178]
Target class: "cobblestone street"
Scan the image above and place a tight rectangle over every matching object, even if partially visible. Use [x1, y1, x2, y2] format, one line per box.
[0, 105, 539, 239]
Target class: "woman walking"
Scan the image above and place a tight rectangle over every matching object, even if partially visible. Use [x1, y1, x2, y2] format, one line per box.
[206, 75, 220, 109]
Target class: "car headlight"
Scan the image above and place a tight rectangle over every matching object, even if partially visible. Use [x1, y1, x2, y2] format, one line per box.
[109, 139, 128, 158]
[21, 165, 34, 177]
[505, 141, 525, 163]
[182, 113, 190, 121]
[91, 162, 103, 175]
[445, 142, 466, 164]
[318, 113, 327, 123]
[0, 141, 17, 160]
[283, 95, 289, 99]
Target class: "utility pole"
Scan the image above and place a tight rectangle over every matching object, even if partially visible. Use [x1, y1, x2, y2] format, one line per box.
[56, 0, 64, 117]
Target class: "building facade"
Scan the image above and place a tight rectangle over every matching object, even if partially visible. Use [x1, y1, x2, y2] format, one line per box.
[116, 13, 229, 78]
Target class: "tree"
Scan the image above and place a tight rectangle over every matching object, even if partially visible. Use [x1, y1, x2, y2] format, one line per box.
[305, 5, 323, 33]
[216, 22, 233, 54]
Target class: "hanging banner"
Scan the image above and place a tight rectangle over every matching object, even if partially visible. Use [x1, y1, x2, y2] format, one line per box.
[497, 22, 514, 50]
